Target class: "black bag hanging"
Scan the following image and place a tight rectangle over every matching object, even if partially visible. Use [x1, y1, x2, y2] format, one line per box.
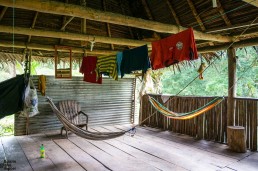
[0, 75, 26, 119]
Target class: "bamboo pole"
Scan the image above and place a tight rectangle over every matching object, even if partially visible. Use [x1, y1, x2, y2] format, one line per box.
[0, 0, 234, 42]
[227, 47, 237, 126]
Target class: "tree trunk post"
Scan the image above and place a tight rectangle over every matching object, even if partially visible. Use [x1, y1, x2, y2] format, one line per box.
[227, 47, 236, 126]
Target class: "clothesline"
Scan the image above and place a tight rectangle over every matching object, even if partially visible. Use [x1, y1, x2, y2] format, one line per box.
[80, 28, 199, 84]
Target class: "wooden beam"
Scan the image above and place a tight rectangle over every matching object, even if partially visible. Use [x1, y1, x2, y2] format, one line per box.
[0, 0, 234, 42]
[165, 0, 181, 26]
[242, 0, 258, 7]
[0, 6, 7, 21]
[198, 37, 258, 53]
[227, 47, 236, 126]
[187, 0, 206, 31]
[0, 25, 150, 47]
[0, 40, 117, 55]
[28, 11, 39, 42]
[217, 0, 232, 26]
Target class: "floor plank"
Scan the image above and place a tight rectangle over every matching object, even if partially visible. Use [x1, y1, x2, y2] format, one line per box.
[16, 135, 59, 171]
[54, 138, 110, 171]
[99, 126, 238, 171]
[89, 127, 187, 171]
[30, 135, 86, 171]
[69, 135, 159, 171]
[1, 136, 33, 171]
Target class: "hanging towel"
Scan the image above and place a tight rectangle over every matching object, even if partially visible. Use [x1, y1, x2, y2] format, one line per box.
[80, 56, 102, 84]
[38, 75, 46, 96]
[120, 44, 150, 78]
[0, 75, 26, 119]
[96, 55, 118, 80]
[116, 52, 123, 76]
[151, 28, 198, 70]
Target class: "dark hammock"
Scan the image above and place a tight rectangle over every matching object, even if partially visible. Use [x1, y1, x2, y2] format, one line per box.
[0, 75, 26, 119]
[46, 97, 133, 140]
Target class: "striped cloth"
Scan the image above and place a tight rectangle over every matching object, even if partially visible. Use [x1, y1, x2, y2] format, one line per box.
[96, 55, 118, 80]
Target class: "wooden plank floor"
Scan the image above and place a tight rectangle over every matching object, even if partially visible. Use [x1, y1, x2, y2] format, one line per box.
[0, 125, 257, 171]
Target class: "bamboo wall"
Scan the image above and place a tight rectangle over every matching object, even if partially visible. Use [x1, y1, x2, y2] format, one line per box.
[140, 94, 258, 151]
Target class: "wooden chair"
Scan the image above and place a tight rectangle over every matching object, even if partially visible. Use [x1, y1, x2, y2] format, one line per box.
[58, 100, 88, 137]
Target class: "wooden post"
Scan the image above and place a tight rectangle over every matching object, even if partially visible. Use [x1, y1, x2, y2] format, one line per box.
[227, 126, 246, 152]
[227, 47, 237, 126]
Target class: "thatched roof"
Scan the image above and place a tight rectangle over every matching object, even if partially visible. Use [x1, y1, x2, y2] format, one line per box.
[0, 0, 257, 62]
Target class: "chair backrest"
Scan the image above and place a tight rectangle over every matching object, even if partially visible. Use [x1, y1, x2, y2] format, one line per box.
[58, 100, 81, 125]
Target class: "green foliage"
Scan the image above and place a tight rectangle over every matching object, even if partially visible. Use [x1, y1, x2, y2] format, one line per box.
[160, 47, 258, 98]
[0, 115, 14, 136]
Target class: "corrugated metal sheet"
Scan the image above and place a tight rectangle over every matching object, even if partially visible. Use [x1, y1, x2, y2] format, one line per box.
[15, 76, 135, 135]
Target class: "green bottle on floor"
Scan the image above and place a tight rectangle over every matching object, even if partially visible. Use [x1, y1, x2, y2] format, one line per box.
[40, 144, 45, 158]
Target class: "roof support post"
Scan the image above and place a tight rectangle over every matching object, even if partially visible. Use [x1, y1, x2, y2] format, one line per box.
[227, 47, 237, 127]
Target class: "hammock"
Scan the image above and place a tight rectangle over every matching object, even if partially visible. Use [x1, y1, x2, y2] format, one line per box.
[148, 96, 224, 120]
[46, 97, 133, 140]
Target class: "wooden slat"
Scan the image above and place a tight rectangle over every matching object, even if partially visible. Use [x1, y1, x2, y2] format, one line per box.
[16, 136, 59, 171]
[54, 139, 109, 171]
[1, 136, 33, 170]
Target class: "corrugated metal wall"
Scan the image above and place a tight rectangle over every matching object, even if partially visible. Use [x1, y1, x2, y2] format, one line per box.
[15, 76, 135, 135]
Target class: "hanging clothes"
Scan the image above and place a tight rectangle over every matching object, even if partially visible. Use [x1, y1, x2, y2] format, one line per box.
[96, 55, 118, 81]
[120, 44, 150, 78]
[151, 28, 198, 70]
[116, 52, 123, 76]
[38, 75, 46, 96]
[80, 56, 102, 84]
[0, 75, 26, 119]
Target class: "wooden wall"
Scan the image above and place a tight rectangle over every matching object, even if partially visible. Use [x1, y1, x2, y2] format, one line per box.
[140, 94, 258, 151]
[15, 76, 135, 135]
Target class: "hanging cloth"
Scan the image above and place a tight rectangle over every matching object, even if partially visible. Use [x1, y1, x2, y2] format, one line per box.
[116, 52, 123, 76]
[96, 55, 118, 81]
[0, 75, 26, 119]
[120, 44, 150, 78]
[151, 28, 198, 70]
[80, 56, 102, 84]
[38, 75, 46, 96]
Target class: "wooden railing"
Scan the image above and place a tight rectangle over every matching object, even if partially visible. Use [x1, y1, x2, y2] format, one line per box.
[140, 94, 258, 151]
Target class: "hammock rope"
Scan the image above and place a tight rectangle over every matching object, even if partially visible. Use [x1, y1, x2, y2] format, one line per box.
[148, 96, 224, 120]
[46, 97, 135, 140]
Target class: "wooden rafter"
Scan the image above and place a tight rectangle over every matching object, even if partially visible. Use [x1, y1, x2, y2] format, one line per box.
[0, 6, 7, 21]
[165, 0, 181, 26]
[0, 0, 234, 42]
[103, 0, 114, 50]
[141, 0, 153, 20]
[217, 0, 232, 26]
[141, 0, 161, 41]
[27, 11, 38, 42]
[119, 0, 134, 39]
[60, 16, 74, 31]
[187, 0, 206, 31]
[81, 0, 87, 47]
